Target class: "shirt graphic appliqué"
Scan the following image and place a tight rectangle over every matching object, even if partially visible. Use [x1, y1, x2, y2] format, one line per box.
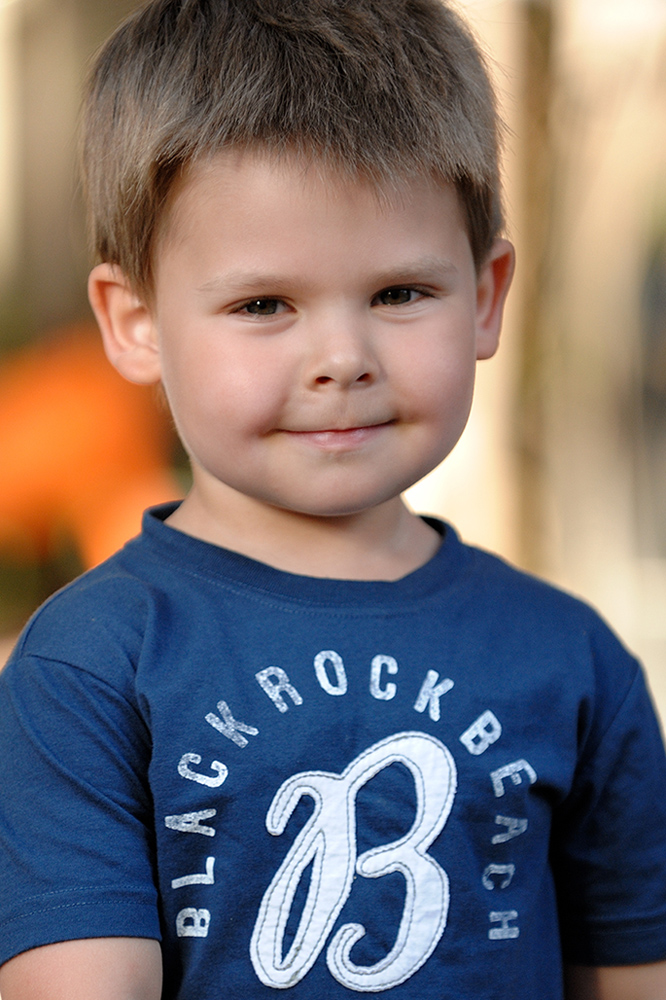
[250, 731, 457, 991]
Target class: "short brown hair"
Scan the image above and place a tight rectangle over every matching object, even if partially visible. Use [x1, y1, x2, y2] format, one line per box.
[81, 0, 504, 295]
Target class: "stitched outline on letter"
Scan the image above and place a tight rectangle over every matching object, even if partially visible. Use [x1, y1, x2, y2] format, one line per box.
[250, 731, 457, 991]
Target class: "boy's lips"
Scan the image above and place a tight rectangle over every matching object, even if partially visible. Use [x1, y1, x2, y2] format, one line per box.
[281, 420, 395, 450]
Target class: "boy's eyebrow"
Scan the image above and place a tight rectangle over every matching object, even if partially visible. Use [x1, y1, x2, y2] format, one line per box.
[196, 273, 288, 294]
[196, 258, 460, 295]
[368, 257, 460, 287]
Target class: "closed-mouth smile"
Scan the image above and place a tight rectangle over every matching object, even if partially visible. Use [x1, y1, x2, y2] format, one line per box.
[281, 421, 394, 450]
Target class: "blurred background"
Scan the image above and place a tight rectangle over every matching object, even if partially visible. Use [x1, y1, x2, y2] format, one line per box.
[0, 0, 664, 726]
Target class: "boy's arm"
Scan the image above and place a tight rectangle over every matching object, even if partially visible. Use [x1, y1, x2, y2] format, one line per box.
[564, 961, 666, 1000]
[0, 937, 162, 1000]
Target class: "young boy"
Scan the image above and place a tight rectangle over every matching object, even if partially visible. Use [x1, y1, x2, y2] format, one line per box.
[1, 0, 665, 997]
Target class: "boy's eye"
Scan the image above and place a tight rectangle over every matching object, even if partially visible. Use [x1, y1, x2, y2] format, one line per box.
[240, 298, 283, 316]
[375, 287, 422, 306]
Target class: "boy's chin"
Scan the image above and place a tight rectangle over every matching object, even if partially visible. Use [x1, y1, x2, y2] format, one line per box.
[185, 460, 439, 526]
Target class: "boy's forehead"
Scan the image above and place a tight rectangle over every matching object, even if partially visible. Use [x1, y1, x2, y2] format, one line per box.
[162, 148, 464, 240]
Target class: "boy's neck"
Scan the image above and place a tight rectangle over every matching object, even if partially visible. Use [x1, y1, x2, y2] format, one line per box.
[165, 487, 441, 582]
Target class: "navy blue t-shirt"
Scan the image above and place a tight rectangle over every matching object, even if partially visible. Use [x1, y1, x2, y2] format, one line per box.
[1, 504, 666, 998]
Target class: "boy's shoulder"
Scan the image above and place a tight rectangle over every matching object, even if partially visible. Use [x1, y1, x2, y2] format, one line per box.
[9, 523, 156, 684]
[438, 520, 635, 656]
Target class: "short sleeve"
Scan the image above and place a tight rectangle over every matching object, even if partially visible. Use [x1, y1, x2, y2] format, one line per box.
[553, 662, 666, 965]
[0, 650, 161, 967]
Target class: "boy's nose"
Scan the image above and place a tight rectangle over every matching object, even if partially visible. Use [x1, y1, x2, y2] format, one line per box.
[306, 314, 378, 389]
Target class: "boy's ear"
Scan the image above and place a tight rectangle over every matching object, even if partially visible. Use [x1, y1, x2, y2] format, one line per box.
[88, 263, 162, 385]
[474, 238, 515, 361]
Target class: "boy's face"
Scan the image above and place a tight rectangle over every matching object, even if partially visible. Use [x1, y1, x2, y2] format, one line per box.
[92, 151, 513, 526]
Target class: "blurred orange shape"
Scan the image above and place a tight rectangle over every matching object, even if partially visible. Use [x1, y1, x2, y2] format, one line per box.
[0, 323, 180, 567]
